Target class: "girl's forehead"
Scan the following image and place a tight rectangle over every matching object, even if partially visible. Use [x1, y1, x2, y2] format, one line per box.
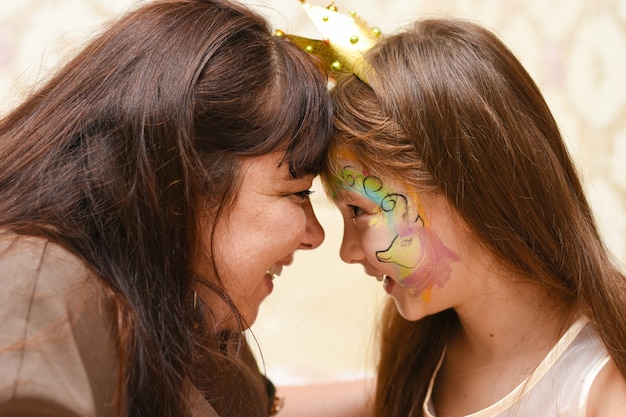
[333, 164, 412, 199]
[332, 161, 393, 183]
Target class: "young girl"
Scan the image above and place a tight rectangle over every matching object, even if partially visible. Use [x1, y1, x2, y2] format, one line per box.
[0, 0, 331, 416]
[321, 18, 626, 417]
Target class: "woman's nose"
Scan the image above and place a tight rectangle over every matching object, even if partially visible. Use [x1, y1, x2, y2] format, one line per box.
[299, 199, 325, 250]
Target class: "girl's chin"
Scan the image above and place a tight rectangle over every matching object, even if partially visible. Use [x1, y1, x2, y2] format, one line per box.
[387, 282, 431, 321]
[392, 301, 427, 321]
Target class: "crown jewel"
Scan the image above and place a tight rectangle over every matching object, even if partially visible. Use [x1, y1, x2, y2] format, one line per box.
[276, 1, 381, 84]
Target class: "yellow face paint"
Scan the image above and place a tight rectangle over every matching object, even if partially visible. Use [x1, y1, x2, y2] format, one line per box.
[335, 165, 460, 299]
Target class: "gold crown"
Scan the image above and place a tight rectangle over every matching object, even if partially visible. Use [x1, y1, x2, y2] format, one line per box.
[276, 1, 381, 84]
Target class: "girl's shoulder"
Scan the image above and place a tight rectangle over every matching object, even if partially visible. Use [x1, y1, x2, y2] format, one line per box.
[586, 357, 626, 417]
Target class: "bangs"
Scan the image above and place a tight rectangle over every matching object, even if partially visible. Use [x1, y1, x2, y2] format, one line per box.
[320, 144, 359, 200]
[321, 74, 383, 196]
[322, 73, 436, 198]
[270, 40, 332, 177]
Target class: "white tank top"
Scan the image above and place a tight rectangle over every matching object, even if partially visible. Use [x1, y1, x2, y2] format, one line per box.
[423, 318, 610, 417]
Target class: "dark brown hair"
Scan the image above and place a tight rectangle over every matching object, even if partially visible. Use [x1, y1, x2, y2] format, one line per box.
[323, 18, 626, 417]
[0, 0, 331, 416]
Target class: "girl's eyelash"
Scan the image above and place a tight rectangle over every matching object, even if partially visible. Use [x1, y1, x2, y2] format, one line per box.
[347, 204, 364, 217]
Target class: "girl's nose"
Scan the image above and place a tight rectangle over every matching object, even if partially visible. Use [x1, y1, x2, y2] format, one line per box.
[339, 219, 366, 264]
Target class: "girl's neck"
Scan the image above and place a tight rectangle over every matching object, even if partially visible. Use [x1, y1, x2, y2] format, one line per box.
[433, 277, 575, 416]
[458, 283, 572, 359]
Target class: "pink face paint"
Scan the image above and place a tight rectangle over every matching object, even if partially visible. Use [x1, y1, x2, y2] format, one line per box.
[337, 166, 460, 299]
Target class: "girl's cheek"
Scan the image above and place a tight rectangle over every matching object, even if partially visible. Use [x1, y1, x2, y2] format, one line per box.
[398, 227, 461, 297]
[362, 229, 395, 265]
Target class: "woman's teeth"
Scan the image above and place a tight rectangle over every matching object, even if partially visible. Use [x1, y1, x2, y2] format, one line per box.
[266, 265, 282, 280]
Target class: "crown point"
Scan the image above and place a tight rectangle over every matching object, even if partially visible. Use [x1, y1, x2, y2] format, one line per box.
[287, 0, 381, 85]
[275, 29, 285, 37]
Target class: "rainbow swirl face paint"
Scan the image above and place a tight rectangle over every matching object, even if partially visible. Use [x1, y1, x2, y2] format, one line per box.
[336, 165, 460, 299]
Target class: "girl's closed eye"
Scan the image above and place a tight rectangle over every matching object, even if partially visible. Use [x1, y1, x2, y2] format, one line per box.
[348, 204, 365, 218]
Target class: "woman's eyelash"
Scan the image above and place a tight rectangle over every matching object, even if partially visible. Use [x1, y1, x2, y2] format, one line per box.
[294, 190, 314, 199]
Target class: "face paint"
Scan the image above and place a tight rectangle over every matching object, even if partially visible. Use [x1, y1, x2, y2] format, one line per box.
[337, 165, 460, 299]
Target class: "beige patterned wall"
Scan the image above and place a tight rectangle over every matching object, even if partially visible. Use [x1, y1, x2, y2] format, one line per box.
[1, 0, 624, 384]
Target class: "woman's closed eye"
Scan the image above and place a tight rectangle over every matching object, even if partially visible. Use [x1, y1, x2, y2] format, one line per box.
[293, 189, 313, 202]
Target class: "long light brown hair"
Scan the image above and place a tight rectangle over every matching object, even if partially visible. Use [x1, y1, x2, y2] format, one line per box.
[323, 18, 626, 417]
[0, 0, 331, 416]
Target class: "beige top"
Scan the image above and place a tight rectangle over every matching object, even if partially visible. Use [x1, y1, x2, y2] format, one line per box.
[424, 318, 610, 417]
[0, 232, 221, 417]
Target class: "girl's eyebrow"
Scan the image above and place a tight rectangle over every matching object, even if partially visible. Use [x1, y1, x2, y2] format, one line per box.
[338, 190, 376, 206]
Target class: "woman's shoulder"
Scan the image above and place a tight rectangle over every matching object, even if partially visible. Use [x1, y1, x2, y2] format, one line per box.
[0, 230, 100, 296]
[0, 230, 121, 416]
[0, 230, 114, 339]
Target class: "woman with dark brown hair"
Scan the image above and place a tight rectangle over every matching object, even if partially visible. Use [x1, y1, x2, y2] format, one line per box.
[0, 0, 331, 416]
[322, 18, 626, 417]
